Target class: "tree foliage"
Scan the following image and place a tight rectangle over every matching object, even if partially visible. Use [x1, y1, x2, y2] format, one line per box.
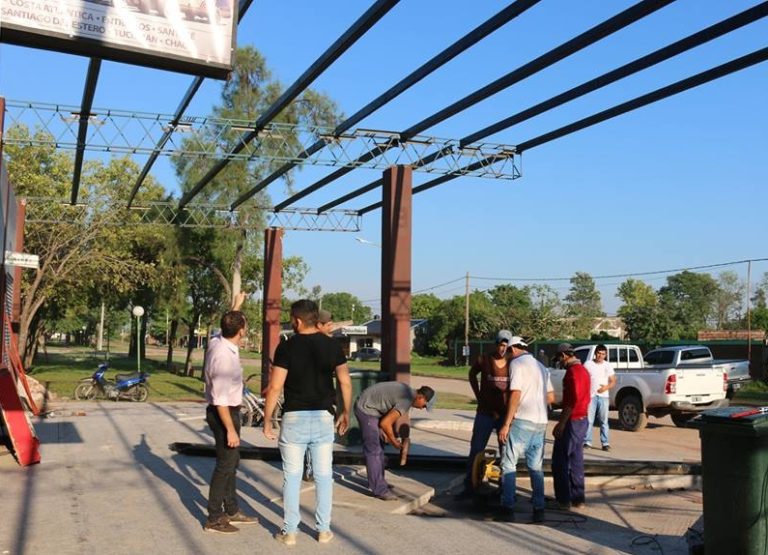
[320, 292, 372, 324]
[659, 271, 719, 339]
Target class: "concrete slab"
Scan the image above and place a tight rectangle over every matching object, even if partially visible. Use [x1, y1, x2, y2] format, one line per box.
[0, 400, 703, 554]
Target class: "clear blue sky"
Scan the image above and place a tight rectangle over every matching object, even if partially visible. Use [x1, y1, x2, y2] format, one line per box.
[1, 0, 766, 316]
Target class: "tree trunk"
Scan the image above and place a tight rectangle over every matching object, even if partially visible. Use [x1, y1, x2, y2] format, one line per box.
[184, 317, 198, 378]
[166, 318, 179, 372]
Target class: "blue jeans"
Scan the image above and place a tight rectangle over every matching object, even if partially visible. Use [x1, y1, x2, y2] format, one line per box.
[278, 410, 334, 533]
[464, 411, 503, 492]
[552, 417, 588, 505]
[585, 396, 610, 447]
[500, 419, 547, 511]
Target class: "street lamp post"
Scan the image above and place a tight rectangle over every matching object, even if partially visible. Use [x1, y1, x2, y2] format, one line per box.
[132, 305, 144, 373]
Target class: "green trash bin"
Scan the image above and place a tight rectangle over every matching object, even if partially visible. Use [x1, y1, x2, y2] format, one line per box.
[695, 406, 768, 554]
[336, 369, 388, 446]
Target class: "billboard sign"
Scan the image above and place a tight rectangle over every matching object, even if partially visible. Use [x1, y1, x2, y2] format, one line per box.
[0, 0, 237, 78]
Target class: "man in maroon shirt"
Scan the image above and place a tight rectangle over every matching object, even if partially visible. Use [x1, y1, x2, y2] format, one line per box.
[455, 329, 513, 499]
[552, 343, 591, 510]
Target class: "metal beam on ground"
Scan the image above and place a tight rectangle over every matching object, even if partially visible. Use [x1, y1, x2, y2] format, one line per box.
[178, 0, 400, 210]
[70, 58, 101, 205]
[357, 46, 768, 215]
[126, 0, 256, 208]
[229, 0, 540, 210]
[273, 0, 673, 211]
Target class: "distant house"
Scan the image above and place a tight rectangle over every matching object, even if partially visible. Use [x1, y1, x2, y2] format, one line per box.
[336, 318, 429, 355]
[558, 316, 626, 340]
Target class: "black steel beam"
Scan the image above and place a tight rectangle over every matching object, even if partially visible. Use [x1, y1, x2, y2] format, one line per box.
[70, 58, 101, 205]
[230, 0, 540, 211]
[126, 0, 256, 208]
[461, 0, 768, 146]
[358, 46, 768, 215]
[400, 0, 676, 141]
[168, 442, 701, 476]
[515, 46, 768, 153]
[178, 0, 400, 210]
[279, 0, 673, 211]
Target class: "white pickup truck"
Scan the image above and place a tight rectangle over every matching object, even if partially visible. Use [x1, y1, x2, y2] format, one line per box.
[550, 344, 730, 431]
[643, 345, 751, 399]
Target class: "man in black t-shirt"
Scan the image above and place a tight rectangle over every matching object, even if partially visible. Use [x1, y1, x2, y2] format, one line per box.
[263, 299, 352, 547]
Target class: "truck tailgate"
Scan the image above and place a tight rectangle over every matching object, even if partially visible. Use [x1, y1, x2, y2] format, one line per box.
[675, 366, 724, 400]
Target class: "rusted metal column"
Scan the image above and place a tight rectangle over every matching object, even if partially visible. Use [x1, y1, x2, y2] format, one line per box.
[0, 96, 7, 362]
[260, 227, 283, 391]
[380, 165, 412, 384]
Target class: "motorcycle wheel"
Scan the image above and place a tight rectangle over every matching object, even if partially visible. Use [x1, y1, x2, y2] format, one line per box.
[132, 383, 149, 402]
[74, 382, 96, 400]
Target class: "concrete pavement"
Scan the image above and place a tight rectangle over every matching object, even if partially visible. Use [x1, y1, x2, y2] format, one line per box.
[0, 397, 706, 554]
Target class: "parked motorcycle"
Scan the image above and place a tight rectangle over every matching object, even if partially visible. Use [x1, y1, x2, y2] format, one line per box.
[73, 362, 149, 402]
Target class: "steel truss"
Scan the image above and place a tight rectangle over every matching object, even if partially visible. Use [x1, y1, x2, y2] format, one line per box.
[23, 198, 361, 232]
[3, 100, 520, 181]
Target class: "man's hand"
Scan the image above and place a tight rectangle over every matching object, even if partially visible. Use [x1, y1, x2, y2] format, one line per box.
[498, 423, 511, 444]
[227, 429, 240, 448]
[263, 421, 277, 441]
[597, 386, 606, 394]
[335, 413, 349, 436]
[232, 291, 247, 310]
[552, 422, 564, 439]
[390, 438, 403, 450]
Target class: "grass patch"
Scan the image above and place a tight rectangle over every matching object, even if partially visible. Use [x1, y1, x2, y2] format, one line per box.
[434, 392, 476, 411]
[28, 350, 206, 402]
[733, 380, 768, 404]
[347, 355, 470, 380]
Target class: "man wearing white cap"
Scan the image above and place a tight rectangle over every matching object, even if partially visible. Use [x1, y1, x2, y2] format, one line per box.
[497, 336, 554, 523]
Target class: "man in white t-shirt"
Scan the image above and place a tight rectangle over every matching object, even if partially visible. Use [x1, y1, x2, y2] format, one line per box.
[497, 336, 554, 523]
[583, 344, 616, 451]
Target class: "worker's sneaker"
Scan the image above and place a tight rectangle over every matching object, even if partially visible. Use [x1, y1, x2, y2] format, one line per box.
[274, 530, 297, 546]
[602, 445, 611, 452]
[317, 531, 334, 544]
[226, 510, 258, 525]
[203, 517, 239, 534]
[583, 443, 592, 449]
[532, 509, 546, 523]
[376, 491, 399, 501]
[547, 500, 571, 511]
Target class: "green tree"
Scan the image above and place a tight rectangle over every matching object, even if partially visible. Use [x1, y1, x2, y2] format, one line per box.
[411, 293, 441, 320]
[5, 127, 167, 365]
[320, 292, 371, 324]
[616, 278, 674, 343]
[714, 271, 745, 329]
[488, 284, 532, 333]
[522, 284, 567, 340]
[658, 271, 719, 339]
[565, 272, 604, 338]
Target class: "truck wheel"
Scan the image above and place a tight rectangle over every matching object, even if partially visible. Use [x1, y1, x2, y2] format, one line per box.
[618, 395, 647, 432]
[671, 412, 695, 428]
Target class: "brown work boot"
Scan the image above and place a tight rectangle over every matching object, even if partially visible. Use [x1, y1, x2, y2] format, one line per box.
[204, 516, 239, 534]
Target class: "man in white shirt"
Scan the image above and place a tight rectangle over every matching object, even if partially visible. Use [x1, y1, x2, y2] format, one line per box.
[583, 344, 616, 451]
[497, 336, 554, 523]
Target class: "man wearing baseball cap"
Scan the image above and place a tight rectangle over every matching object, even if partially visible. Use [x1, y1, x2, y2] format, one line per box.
[455, 329, 514, 499]
[497, 336, 554, 523]
[551, 343, 591, 510]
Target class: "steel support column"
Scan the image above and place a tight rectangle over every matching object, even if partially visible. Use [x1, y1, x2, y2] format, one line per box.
[260, 228, 283, 391]
[380, 166, 412, 383]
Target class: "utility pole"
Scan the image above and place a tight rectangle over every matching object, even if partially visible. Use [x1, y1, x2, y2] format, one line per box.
[97, 301, 105, 351]
[464, 271, 470, 366]
[747, 260, 752, 364]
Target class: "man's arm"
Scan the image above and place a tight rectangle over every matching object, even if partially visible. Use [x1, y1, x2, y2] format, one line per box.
[498, 389, 521, 444]
[216, 405, 240, 448]
[263, 366, 288, 440]
[335, 363, 352, 435]
[231, 291, 247, 310]
[601, 370, 617, 393]
[468, 356, 483, 400]
[379, 408, 403, 450]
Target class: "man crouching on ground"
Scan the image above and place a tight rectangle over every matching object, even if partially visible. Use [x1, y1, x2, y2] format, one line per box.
[354, 381, 436, 500]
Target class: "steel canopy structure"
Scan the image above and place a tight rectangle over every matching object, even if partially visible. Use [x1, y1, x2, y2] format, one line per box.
[1, 0, 767, 387]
